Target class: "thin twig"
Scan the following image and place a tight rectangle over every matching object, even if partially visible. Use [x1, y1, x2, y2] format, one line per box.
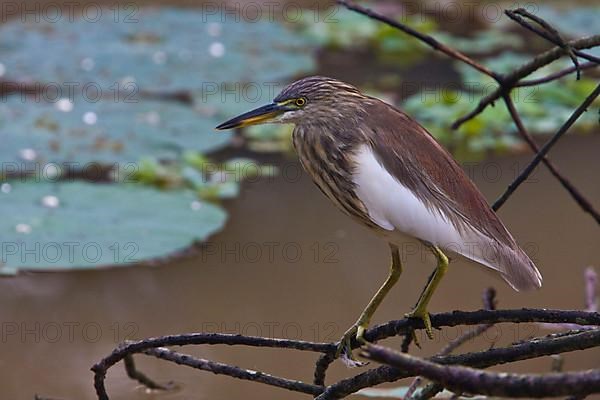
[506, 9, 583, 78]
[585, 267, 598, 312]
[405, 377, 424, 399]
[92, 333, 333, 400]
[541, 268, 598, 330]
[401, 330, 414, 353]
[451, 35, 600, 129]
[497, 94, 600, 222]
[516, 62, 598, 87]
[335, 0, 600, 129]
[506, 9, 600, 66]
[439, 288, 497, 356]
[123, 354, 170, 390]
[493, 83, 600, 210]
[33, 396, 65, 400]
[144, 347, 324, 395]
[336, 0, 500, 80]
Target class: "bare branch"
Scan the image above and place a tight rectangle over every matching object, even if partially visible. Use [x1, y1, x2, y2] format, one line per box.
[362, 343, 600, 398]
[314, 353, 336, 386]
[451, 34, 600, 129]
[439, 288, 496, 356]
[123, 354, 170, 390]
[411, 288, 497, 400]
[506, 9, 581, 78]
[91, 333, 334, 400]
[315, 328, 600, 400]
[493, 83, 600, 211]
[93, 309, 600, 400]
[336, 0, 500, 80]
[505, 8, 600, 67]
[144, 347, 324, 395]
[516, 62, 598, 87]
[586, 267, 598, 312]
[497, 94, 600, 222]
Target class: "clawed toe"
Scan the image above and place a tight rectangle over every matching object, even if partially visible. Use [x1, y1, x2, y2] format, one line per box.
[405, 309, 434, 339]
[335, 325, 368, 367]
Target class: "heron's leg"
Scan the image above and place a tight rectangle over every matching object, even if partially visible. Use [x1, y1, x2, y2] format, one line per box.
[405, 244, 448, 339]
[336, 243, 402, 361]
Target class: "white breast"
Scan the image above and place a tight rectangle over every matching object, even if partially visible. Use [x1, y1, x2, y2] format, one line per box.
[351, 144, 464, 246]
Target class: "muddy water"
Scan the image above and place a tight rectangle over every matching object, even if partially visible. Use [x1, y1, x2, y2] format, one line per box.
[0, 134, 598, 400]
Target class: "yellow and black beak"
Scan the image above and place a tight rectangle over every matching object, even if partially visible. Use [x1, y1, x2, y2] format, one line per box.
[215, 103, 287, 130]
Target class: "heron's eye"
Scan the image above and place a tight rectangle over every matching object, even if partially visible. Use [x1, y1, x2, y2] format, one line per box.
[294, 97, 307, 107]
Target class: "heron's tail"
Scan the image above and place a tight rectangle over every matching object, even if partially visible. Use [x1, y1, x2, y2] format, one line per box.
[495, 244, 542, 291]
[451, 232, 542, 291]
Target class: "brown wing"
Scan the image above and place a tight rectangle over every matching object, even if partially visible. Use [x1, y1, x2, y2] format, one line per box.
[363, 98, 542, 290]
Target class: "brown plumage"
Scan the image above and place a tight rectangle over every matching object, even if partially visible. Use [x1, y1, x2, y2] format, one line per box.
[216, 75, 542, 358]
[286, 77, 541, 291]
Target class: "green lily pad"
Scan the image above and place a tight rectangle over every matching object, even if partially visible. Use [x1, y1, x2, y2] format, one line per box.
[435, 31, 524, 54]
[0, 181, 226, 273]
[0, 8, 315, 90]
[0, 94, 232, 166]
[0, 7, 317, 170]
[296, 7, 434, 63]
[297, 8, 380, 49]
[401, 50, 600, 158]
[124, 155, 278, 201]
[244, 124, 294, 153]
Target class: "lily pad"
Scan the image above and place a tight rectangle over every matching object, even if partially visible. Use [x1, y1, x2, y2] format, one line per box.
[435, 31, 524, 54]
[122, 155, 276, 202]
[402, 51, 600, 158]
[0, 94, 232, 166]
[0, 181, 226, 273]
[296, 7, 434, 63]
[244, 124, 294, 153]
[0, 8, 315, 91]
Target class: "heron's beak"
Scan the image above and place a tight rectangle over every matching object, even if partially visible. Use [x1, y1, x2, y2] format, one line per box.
[215, 103, 286, 130]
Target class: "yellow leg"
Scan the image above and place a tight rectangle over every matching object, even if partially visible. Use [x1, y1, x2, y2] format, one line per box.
[405, 244, 448, 339]
[336, 244, 403, 361]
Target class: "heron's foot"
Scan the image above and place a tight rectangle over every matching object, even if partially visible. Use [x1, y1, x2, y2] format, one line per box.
[405, 307, 434, 339]
[335, 324, 368, 367]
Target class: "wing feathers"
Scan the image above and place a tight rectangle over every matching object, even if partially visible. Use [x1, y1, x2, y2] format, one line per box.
[354, 100, 542, 290]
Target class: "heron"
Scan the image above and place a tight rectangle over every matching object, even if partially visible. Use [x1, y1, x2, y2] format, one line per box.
[216, 76, 542, 361]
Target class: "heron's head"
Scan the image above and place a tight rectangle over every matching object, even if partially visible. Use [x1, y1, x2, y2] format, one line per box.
[216, 76, 367, 130]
